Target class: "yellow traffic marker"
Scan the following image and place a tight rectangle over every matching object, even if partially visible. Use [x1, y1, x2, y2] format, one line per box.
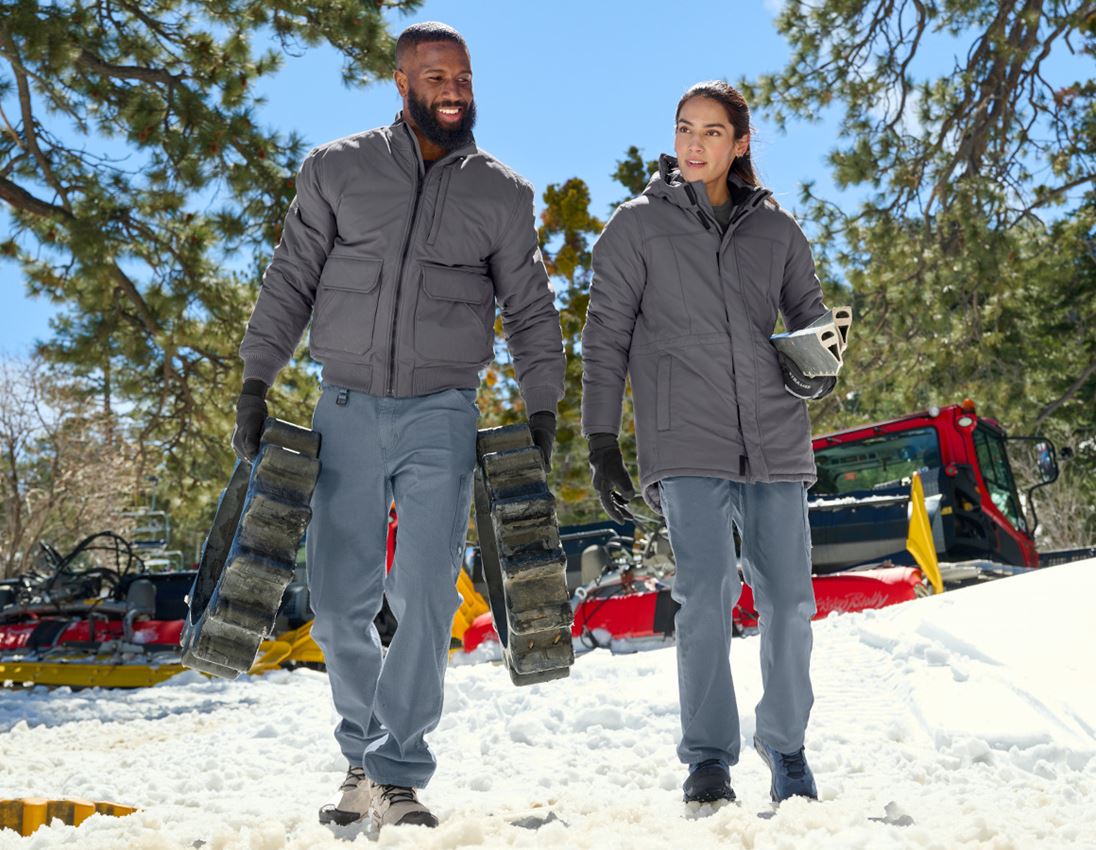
[907, 471, 944, 594]
[0, 797, 137, 836]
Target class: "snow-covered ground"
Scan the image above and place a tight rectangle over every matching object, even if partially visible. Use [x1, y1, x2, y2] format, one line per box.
[2, 559, 1095, 850]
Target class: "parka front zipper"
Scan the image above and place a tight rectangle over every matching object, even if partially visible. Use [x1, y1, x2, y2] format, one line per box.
[386, 170, 424, 396]
[680, 181, 773, 474]
[721, 188, 772, 476]
[385, 134, 465, 396]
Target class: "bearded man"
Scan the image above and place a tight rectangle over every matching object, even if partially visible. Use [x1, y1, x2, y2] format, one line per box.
[234, 21, 564, 830]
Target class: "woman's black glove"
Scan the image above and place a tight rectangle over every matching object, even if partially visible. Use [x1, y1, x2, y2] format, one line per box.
[528, 411, 556, 472]
[231, 379, 268, 462]
[777, 352, 836, 400]
[587, 433, 636, 523]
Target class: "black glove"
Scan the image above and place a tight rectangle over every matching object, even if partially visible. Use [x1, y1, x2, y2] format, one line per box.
[231, 379, 268, 462]
[528, 411, 556, 472]
[588, 433, 636, 524]
[777, 352, 836, 400]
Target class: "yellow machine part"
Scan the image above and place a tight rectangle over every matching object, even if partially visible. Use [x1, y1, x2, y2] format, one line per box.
[452, 567, 490, 644]
[0, 568, 491, 687]
[0, 657, 185, 688]
[907, 471, 944, 594]
[253, 620, 324, 671]
[0, 797, 137, 836]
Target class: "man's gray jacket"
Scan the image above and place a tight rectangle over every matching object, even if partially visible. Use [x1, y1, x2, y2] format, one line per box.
[241, 115, 565, 415]
[581, 156, 830, 507]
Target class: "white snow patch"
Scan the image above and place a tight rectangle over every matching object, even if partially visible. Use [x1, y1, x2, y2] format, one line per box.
[1, 560, 1094, 848]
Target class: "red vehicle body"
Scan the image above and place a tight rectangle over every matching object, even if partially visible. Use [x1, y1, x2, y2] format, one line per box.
[462, 566, 927, 652]
[808, 400, 1042, 571]
[0, 616, 183, 652]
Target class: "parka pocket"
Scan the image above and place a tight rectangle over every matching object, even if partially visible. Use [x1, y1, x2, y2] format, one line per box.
[657, 355, 672, 431]
[415, 262, 494, 363]
[311, 252, 383, 357]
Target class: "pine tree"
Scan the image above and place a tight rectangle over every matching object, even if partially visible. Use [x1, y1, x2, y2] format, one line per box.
[0, 1, 419, 550]
[743, 0, 1095, 545]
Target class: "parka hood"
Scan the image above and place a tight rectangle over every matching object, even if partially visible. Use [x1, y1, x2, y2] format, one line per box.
[644, 154, 772, 230]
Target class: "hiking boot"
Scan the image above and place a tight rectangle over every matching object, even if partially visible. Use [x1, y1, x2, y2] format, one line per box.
[369, 781, 439, 828]
[318, 765, 371, 826]
[754, 736, 818, 802]
[683, 758, 735, 803]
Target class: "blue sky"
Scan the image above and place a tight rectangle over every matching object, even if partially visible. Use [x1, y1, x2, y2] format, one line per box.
[0, 0, 1087, 357]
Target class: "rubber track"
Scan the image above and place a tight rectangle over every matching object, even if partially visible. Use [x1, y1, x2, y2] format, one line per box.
[180, 419, 320, 678]
[474, 424, 574, 685]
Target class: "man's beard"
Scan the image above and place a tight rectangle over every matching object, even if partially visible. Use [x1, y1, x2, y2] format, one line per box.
[407, 86, 477, 151]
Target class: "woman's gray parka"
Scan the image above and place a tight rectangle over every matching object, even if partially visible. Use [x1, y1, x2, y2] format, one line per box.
[581, 156, 830, 508]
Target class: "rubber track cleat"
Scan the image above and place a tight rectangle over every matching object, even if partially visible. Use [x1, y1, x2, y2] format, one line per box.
[180, 419, 321, 678]
[474, 424, 574, 686]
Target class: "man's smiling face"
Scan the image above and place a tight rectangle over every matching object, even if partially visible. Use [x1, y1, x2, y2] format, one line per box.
[395, 40, 476, 153]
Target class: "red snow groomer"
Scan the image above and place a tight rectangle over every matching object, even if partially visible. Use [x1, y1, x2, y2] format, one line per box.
[464, 400, 1089, 654]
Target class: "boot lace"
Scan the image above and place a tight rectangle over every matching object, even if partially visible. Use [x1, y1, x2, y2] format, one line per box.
[779, 748, 808, 780]
[378, 784, 419, 807]
[339, 767, 366, 791]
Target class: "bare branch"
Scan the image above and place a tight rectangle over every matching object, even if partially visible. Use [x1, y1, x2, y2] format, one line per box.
[0, 174, 74, 219]
[1034, 359, 1096, 431]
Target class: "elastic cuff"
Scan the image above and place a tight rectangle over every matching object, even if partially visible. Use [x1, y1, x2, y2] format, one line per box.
[520, 385, 560, 417]
[587, 433, 618, 453]
[241, 378, 268, 398]
[241, 355, 284, 387]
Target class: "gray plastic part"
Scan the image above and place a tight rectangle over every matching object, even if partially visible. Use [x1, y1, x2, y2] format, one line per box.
[770, 307, 853, 377]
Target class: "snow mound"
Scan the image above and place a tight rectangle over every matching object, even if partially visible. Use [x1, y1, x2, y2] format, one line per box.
[2, 560, 1094, 849]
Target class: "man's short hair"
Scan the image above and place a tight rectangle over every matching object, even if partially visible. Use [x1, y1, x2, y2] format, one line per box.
[395, 22, 468, 69]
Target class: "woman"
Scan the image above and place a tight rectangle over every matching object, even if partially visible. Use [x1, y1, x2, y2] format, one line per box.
[580, 81, 836, 805]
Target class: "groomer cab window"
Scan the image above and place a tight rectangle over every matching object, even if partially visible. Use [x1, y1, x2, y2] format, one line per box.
[972, 425, 1026, 533]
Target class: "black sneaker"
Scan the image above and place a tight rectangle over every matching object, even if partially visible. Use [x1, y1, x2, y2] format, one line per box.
[682, 758, 735, 803]
[754, 736, 818, 802]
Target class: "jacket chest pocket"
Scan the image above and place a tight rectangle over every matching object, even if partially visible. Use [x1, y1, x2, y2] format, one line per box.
[414, 262, 494, 363]
[729, 237, 779, 310]
[310, 253, 383, 357]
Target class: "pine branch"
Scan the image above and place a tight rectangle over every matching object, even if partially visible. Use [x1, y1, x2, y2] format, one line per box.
[75, 48, 187, 87]
[1, 31, 70, 208]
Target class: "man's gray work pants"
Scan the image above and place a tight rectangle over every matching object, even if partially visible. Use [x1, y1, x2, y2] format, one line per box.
[658, 476, 816, 767]
[307, 385, 479, 788]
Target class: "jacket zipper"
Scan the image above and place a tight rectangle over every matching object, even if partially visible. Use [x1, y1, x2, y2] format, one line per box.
[386, 170, 426, 396]
[715, 188, 770, 475]
[722, 194, 771, 477]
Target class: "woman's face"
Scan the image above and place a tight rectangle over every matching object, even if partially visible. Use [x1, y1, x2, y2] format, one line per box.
[674, 96, 749, 188]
